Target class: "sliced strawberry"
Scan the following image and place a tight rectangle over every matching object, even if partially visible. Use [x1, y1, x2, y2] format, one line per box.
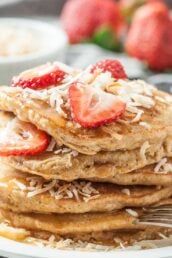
[69, 83, 126, 128]
[11, 63, 66, 90]
[91, 59, 127, 80]
[0, 117, 49, 156]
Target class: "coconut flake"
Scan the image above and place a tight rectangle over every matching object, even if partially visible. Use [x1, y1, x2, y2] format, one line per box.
[130, 110, 144, 123]
[140, 141, 150, 161]
[154, 158, 168, 173]
[139, 122, 151, 129]
[158, 232, 168, 239]
[155, 96, 166, 103]
[46, 138, 57, 152]
[121, 188, 131, 196]
[53, 146, 78, 157]
[154, 158, 172, 174]
[49, 91, 67, 118]
[125, 209, 138, 217]
[26, 177, 100, 202]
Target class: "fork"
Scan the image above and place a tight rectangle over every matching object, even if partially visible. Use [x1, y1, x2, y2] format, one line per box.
[138, 205, 172, 228]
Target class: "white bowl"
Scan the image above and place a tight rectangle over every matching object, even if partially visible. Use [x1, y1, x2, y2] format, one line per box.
[0, 18, 68, 84]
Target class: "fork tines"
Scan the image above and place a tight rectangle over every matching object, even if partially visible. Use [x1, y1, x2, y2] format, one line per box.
[138, 205, 172, 228]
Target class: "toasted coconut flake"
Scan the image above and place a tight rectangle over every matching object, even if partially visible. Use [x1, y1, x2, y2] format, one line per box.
[140, 141, 150, 161]
[139, 122, 151, 129]
[154, 158, 172, 174]
[119, 242, 126, 250]
[46, 138, 57, 152]
[121, 188, 131, 196]
[130, 110, 144, 123]
[158, 232, 168, 239]
[25, 236, 114, 251]
[26, 177, 100, 202]
[125, 209, 138, 217]
[155, 96, 166, 103]
[53, 146, 78, 157]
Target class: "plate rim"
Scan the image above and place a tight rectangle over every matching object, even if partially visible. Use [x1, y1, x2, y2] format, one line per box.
[0, 237, 172, 258]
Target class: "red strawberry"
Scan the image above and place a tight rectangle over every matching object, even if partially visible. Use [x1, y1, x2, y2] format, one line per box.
[61, 0, 124, 46]
[11, 63, 66, 90]
[69, 83, 126, 128]
[125, 2, 172, 71]
[91, 59, 127, 80]
[0, 117, 49, 156]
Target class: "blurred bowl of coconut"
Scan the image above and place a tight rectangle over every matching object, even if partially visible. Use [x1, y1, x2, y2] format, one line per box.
[0, 18, 68, 85]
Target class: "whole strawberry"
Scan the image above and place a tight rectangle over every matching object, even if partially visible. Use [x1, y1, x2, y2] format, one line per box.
[125, 2, 172, 71]
[61, 0, 125, 50]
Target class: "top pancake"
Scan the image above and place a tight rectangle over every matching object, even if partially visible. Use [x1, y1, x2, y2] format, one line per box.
[0, 78, 172, 154]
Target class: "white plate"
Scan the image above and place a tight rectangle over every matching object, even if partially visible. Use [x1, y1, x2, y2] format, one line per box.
[0, 237, 172, 258]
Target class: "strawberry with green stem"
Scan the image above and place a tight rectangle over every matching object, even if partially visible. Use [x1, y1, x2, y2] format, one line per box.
[61, 0, 125, 51]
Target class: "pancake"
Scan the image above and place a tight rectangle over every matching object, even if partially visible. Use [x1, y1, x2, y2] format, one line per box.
[0, 220, 172, 248]
[0, 200, 172, 247]
[0, 112, 172, 183]
[0, 164, 172, 214]
[0, 80, 172, 155]
[2, 153, 172, 185]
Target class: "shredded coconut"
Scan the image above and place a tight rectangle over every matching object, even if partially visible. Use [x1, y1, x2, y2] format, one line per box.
[130, 110, 144, 123]
[125, 209, 138, 217]
[139, 122, 151, 129]
[15, 60, 165, 131]
[121, 189, 131, 196]
[20, 64, 157, 125]
[107, 79, 155, 123]
[119, 242, 126, 250]
[54, 147, 79, 157]
[154, 158, 172, 174]
[49, 92, 67, 118]
[46, 138, 57, 152]
[0, 222, 171, 252]
[53, 146, 78, 157]
[158, 232, 168, 239]
[140, 141, 150, 161]
[155, 96, 166, 103]
[26, 177, 100, 202]
[12, 180, 27, 191]
[25, 236, 115, 251]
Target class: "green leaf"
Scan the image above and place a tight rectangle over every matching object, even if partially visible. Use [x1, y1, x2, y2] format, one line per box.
[92, 26, 122, 51]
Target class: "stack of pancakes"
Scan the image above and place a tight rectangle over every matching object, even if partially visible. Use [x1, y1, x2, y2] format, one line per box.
[0, 71, 172, 248]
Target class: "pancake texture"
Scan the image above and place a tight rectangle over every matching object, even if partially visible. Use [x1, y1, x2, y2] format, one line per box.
[0, 200, 172, 246]
[1, 111, 172, 183]
[2, 154, 172, 185]
[0, 84, 171, 155]
[0, 164, 172, 214]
